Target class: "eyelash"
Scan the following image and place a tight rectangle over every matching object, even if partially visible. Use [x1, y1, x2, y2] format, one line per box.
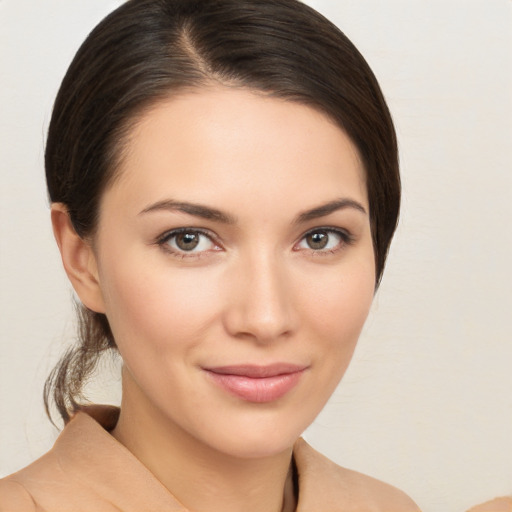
[155, 226, 355, 259]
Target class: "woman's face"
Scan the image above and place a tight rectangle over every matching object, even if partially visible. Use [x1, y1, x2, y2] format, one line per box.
[91, 86, 375, 458]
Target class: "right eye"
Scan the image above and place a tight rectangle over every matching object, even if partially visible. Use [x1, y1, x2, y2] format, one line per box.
[158, 228, 219, 256]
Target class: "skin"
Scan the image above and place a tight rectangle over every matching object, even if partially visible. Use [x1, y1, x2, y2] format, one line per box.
[52, 86, 376, 512]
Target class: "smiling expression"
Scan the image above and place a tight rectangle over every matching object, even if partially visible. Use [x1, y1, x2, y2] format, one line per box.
[89, 86, 376, 458]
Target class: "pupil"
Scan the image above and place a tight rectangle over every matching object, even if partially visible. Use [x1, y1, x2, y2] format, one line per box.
[308, 231, 328, 250]
[177, 232, 199, 251]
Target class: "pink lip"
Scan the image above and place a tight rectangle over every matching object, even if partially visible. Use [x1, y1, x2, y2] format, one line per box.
[204, 364, 307, 403]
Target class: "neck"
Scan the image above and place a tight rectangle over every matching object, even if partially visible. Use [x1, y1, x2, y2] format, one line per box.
[112, 371, 297, 512]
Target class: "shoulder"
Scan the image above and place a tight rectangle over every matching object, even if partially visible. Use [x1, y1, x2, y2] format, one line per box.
[466, 498, 512, 512]
[0, 408, 184, 512]
[294, 438, 421, 512]
[0, 411, 100, 511]
[0, 446, 69, 512]
[0, 478, 36, 512]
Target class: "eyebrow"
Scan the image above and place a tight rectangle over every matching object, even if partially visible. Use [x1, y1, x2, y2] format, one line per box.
[139, 199, 237, 224]
[139, 197, 367, 225]
[294, 198, 367, 224]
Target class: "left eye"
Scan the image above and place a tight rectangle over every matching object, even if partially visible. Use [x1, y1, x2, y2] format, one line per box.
[296, 229, 346, 251]
[161, 229, 217, 253]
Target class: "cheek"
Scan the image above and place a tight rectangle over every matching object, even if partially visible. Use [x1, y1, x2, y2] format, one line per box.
[97, 254, 222, 354]
[303, 257, 375, 347]
[290, 254, 375, 423]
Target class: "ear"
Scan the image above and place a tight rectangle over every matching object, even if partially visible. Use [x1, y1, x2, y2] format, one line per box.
[51, 203, 106, 313]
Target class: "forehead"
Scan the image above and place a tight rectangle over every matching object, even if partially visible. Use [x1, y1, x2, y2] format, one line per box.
[104, 86, 367, 214]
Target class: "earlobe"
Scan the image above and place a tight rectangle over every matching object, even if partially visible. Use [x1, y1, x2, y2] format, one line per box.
[51, 203, 106, 314]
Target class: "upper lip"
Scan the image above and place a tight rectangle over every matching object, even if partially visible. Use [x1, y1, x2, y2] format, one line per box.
[204, 363, 308, 378]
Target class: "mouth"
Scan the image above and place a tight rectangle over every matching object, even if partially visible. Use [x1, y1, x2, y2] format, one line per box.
[203, 363, 308, 403]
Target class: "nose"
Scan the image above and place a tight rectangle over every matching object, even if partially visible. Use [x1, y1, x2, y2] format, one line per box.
[222, 251, 298, 344]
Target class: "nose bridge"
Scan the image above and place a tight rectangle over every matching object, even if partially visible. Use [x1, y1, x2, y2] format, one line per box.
[224, 247, 296, 342]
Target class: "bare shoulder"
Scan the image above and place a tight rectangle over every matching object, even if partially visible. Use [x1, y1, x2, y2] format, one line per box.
[294, 438, 421, 511]
[0, 477, 36, 512]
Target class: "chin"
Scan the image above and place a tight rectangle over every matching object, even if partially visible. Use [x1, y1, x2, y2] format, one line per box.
[195, 410, 314, 460]
[217, 433, 299, 460]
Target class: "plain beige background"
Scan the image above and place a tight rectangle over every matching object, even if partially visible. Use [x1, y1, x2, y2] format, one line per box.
[1, 1, 511, 511]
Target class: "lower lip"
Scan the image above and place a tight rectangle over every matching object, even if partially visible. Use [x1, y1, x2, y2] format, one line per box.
[205, 370, 305, 403]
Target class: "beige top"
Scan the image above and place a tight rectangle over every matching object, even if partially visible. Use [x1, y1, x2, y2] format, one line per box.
[0, 406, 420, 512]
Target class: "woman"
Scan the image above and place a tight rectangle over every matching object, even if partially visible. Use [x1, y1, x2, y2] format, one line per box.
[0, 0, 421, 510]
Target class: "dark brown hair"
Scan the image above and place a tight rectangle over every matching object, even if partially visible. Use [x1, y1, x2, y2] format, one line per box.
[44, 0, 400, 424]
